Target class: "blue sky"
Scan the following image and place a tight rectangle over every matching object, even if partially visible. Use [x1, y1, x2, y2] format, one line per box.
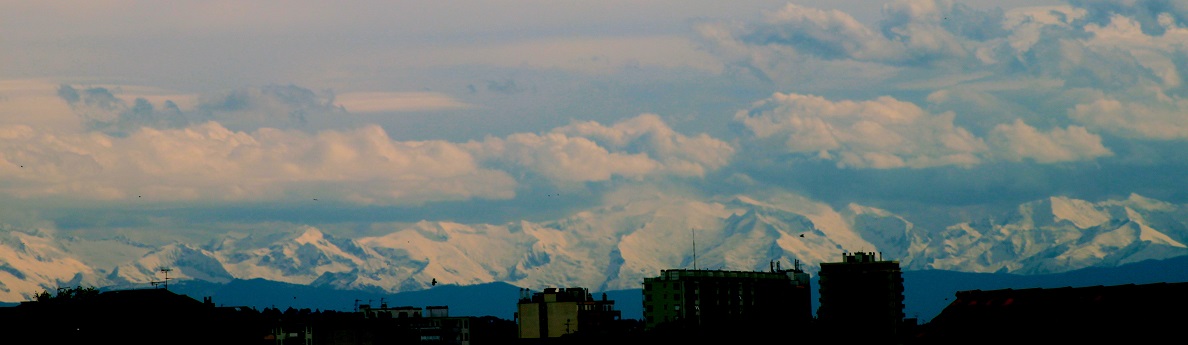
[2, 0, 1186, 242]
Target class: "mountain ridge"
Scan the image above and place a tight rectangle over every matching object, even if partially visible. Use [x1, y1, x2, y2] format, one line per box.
[1, 192, 1186, 306]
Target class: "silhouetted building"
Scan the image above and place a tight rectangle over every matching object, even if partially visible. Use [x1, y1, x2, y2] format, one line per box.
[642, 260, 813, 332]
[355, 303, 474, 344]
[913, 281, 1188, 344]
[515, 287, 621, 339]
[816, 251, 907, 343]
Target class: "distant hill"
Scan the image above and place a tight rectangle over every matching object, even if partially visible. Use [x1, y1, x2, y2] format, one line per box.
[97, 255, 1188, 324]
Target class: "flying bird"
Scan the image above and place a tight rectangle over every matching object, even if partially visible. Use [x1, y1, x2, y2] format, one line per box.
[431, 278, 437, 286]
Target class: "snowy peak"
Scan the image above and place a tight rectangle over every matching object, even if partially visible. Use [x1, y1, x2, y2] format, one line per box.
[910, 195, 1188, 274]
[0, 231, 101, 301]
[1, 192, 1188, 303]
[1050, 196, 1111, 228]
[1124, 207, 1186, 248]
[210, 226, 389, 287]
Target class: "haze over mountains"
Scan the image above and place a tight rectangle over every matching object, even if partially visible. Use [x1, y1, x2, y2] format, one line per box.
[2, 190, 1186, 317]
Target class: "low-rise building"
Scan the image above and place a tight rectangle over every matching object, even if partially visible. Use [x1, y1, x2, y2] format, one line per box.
[515, 287, 621, 339]
[357, 303, 473, 344]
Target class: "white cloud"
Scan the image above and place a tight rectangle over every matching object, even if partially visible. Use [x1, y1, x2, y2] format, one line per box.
[1082, 13, 1188, 89]
[757, 3, 904, 61]
[475, 132, 659, 183]
[988, 119, 1113, 163]
[554, 114, 735, 176]
[735, 92, 986, 169]
[3, 0, 1186, 228]
[468, 114, 735, 183]
[0, 81, 738, 205]
[1071, 95, 1188, 140]
[700, 0, 1015, 77]
[698, 0, 1187, 97]
[0, 122, 517, 205]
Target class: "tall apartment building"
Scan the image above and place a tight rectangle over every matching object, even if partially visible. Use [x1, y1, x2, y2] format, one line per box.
[642, 260, 812, 331]
[815, 251, 906, 342]
[515, 287, 621, 339]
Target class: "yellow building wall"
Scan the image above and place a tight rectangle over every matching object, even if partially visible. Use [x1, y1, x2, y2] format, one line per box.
[545, 302, 579, 337]
[517, 303, 542, 338]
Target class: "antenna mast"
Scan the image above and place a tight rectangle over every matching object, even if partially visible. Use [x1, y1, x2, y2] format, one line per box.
[159, 267, 172, 290]
[692, 228, 697, 270]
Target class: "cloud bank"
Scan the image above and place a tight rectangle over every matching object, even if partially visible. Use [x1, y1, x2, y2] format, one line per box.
[2, 0, 1187, 234]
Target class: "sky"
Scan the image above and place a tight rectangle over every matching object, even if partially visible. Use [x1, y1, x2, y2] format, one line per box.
[2, 0, 1187, 243]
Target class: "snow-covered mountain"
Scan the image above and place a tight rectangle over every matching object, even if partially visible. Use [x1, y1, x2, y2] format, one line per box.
[1, 192, 1186, 303]
[904, 194, 1188, 274]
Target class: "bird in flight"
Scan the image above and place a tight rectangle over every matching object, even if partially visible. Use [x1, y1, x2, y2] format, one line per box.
[432, 278, 437, 286]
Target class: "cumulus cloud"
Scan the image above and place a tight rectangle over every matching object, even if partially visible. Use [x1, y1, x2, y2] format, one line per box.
[0, 106, 737, 205]
[699, 0, 1011, 81]
[474, 132, 659, 183]
[467, 114, 735, 184]
[0, 122, 516, 205]
[1070, 94, 1188, 140]
[700, 0, 1187, 94]
[735, 92, 986, 169]
[701, 0, 1188, 166]
[554, 114, 735, 176]
[988, 119, 1113, 163]
[747, 3, 903, 62]
[1071, 0, 1188, 36]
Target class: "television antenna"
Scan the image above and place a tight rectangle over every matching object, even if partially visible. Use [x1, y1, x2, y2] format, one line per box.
[156, 267, 172, 290]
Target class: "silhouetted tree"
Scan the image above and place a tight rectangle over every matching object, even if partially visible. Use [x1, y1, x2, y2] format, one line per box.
[33, 285, 99, 303]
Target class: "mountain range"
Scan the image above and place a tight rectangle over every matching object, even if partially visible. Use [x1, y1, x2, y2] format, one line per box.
[24, 253, 1182, 324]
[1, 191, 1186, 321]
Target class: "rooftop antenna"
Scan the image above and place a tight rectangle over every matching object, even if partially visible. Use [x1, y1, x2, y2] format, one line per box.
[159, 267, 172, 290]
[691, 228, 697, 270]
